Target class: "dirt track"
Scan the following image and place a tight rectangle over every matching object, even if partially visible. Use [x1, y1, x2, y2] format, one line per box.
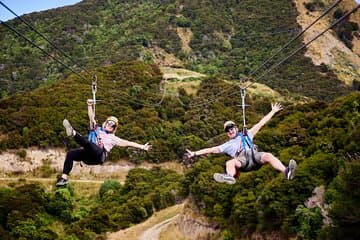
[0, 177, 105, 184]
[138, 214, 180, 240]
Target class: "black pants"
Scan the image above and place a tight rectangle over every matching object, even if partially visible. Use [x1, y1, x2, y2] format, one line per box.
[62, 132, 105, 175]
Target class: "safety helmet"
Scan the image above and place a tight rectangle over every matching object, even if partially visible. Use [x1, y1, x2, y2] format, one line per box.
[103, 116, 119, 133]
[223, 120, 236, 131]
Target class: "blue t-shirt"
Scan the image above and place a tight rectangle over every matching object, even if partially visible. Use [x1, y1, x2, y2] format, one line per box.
[218, 133, 253, 157]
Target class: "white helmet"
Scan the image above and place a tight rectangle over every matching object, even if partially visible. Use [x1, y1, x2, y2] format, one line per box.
[103, 116, 119, 133]
[223, 120, 236, 131]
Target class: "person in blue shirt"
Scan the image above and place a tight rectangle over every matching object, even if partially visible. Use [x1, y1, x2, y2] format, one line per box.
[185, 103, 297, 184]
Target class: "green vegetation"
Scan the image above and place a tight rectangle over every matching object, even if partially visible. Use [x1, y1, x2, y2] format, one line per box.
[0, 70, 360, 239]
[183, 92, 360, 239]
[0, 167, 185, 239]
[0, 0, 353, 100]
[0, 0, 359, 239]
[332, 7, 359, 50]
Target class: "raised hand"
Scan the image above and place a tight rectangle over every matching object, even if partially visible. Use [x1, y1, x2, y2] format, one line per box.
[142, 142, 152, 151]
[271, 102, 283, 113]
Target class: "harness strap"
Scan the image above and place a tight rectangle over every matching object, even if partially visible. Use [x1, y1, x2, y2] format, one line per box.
[236, 133, 258, 169]
[88, 126, 102, 145]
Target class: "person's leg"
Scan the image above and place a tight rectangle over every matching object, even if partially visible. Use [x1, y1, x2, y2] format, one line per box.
[73, 131, 105, 157]
[260, 152, 297, 180]
[63, 127, 103, 171]
[63, 119, 75, 137]
[213, 158, 240, 184]
[57, 148, 87, 186]
[260, 152, 286, 172]
[63, 119, 96, 151]
[226, 158, 242, 176]
[62, 148, 88, 175]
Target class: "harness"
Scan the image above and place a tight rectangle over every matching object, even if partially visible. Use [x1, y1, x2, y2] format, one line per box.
[235, 87, 260, 170]
[88, 126, 108, 163]
[88, 126, 102, 145]
[235, 129, 260, 170]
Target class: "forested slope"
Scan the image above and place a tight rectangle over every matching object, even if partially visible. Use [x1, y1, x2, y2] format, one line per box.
[0, 91, 359, 239]
[0, 0, 359, 239]
[1, 0, 356, 100]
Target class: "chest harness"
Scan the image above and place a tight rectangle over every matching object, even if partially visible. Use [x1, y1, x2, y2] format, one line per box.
[234, 88, 260, 170]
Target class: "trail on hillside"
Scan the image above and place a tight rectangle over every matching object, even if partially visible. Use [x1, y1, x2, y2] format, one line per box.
[138, 214, 180, 240]
[107, 203, 184, 240]
[0, 177, 105, 184]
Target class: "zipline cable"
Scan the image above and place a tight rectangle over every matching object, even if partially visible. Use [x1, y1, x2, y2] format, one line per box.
[189, 0, 350, 109]
[92, 75, 97, 117]
[245, 3, 359, 89]
[0, 14, 166, 108]
[0, 0, 94, 78]
[0, 9, 166, 110]
[243, 0, 343, 85]
[96, 82, 167, 108]
[0, 19, 90, 83]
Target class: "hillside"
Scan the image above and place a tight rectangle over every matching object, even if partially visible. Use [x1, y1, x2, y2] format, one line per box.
[0, 91, 359, 239]
[295, 0, 360, 86]
[1, 0, 357, 100]
[0, 1, 359, 240]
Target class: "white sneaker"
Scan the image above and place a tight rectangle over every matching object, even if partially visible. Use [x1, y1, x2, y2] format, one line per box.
[63, 119, 74, 137]
[285, 159, 297, 180]
[56, 177, 69, 187]
[213, 173, 236, 184]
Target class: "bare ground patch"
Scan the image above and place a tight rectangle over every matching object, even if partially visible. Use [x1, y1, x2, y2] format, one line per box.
[294, 0, 360, 85]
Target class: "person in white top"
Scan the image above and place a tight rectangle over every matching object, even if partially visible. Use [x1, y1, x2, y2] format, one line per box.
[56, 99, 151, 187]
[185, 103, 297, 184]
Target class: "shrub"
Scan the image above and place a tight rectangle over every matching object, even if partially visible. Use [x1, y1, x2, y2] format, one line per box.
[99, 180, 122, 199]
[46, 188, 74, 223]
[176, 15, 191, 27]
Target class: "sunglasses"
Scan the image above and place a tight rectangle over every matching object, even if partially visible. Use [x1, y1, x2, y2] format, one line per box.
[106, 120, 116, 127]
[225, 124, 236, 133]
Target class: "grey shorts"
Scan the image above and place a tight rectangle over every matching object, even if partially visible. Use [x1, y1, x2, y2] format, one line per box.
[236, 149, 265, 172]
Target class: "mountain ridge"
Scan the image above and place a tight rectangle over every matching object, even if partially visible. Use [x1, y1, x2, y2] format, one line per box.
[0, 1, 359, 239]
[1, 0, 357, 99]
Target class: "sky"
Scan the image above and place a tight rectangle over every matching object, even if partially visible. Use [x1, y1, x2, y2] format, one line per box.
[0, 0, 82, 21]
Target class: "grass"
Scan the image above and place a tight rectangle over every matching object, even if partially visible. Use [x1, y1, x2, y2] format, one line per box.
[160, 66, 205, 96]
[160, 67, 206, 80]
[0, 177, 103, 197]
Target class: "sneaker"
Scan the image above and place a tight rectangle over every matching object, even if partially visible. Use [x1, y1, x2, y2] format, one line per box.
[63, 119, 74, 137]
[213, 173, 236, 184]
[56, 178, 68, 187]
[285, 159, 297, 180]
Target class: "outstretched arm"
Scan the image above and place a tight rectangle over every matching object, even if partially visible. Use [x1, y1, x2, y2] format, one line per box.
[249, 102, 283, 137]
[116, 139, 151, 151]
[87, 99, 97, 130]
[186, 146, 221, 158]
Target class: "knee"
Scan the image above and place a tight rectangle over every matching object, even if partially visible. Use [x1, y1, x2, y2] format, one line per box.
[226, 159, 235, 167]
[261, 153, 275, 162]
